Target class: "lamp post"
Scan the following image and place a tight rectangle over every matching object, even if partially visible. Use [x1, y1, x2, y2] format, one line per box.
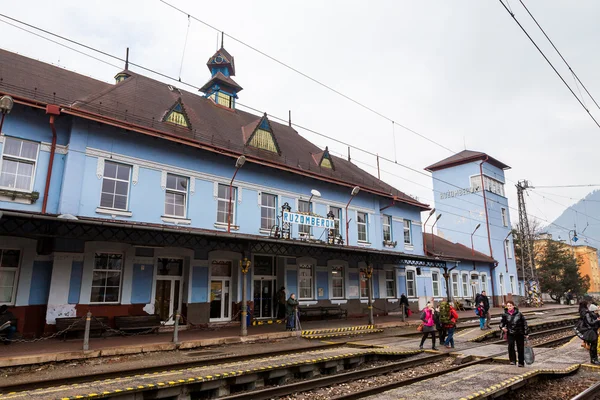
[240, 257, 251, 337]
[431, 214, 442, 252]
[422, 208, 436, 254]
[502, 231, 512, 273]
[471, 224, 481, 256]
[227, 155, 246, 233]
[0, 95, 14, 133]
[345, 186, 360, 245]
[308, 189, 321, 204]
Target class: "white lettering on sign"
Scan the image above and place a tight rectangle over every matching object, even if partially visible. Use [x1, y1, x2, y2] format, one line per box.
[440, 186, 481, 200]
[283, 211, 335, 229]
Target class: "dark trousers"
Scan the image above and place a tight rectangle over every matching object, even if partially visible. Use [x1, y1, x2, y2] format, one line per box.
[589, 339, 598, 361]
[1, 326, 16, 344]
[437, 328, 446, 345]
[508, 333, 525, 365]
[420, 330, 436, 348]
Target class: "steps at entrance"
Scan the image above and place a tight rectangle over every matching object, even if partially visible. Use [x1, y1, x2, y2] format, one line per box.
[301, 325, 383, 340]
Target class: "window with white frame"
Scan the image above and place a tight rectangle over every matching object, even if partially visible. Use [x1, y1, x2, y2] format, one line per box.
[406, 270, 416, 297]
[501, 208, 508, 227]
[461, 273, 469, 297]
[357, 212, 368, 242]
[481, 274, 488, 294]
[499, 274, 505, 295]
[298, 264, 313, 299]
[432, 271, 440, 297]
[451, 273, 459, 298]
[260, 193, 277, 230]
[403, 220, 412, 244]
[510, 275, 516, 294]
[469, 176, 482, 191]
[298, 200, 311, 235]
[164, 173, 188, 218]
[100, 161, 131, 210]
[331, 265, 344, 298]
[0, 249, 20, 304]
[0, 137, 39, 192]
[385, 270, 396, 298]
[217, 183, 237, 225]
[330, 206, 342, 238]
[505, 239, 512, 259]
[90, 253, 123, 303]
[359, 270, 369, 298]
[382, 215, 392, 242]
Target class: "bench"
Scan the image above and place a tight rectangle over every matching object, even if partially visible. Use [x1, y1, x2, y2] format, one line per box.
[55, 316, 109, 341]
[299, 306, 348, 320]
[114, 315, 162, 334]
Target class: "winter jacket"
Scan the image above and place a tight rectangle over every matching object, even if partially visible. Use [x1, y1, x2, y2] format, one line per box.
[434, 311, 443, 330]
[421, 308, 435, 332]
[285, 297, 299, 316]
[500, 307, 529, 336]
[475, 294, 490, 312]
[580, 309, 600, 331]
[444, 307, 459, 328]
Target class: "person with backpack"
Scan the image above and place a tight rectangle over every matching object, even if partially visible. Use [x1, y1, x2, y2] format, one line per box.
[500, 300, 529, 367]
[419, 302, 438, 350]
[475, 291, 491, 329]
[442, 302, 459, 348]
[434, 306, 446, 346]
[578, 301, 600, 364]
[476, 301, 487, 330]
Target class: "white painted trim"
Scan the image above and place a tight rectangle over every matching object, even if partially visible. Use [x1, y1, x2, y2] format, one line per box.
[96, 157, 104, 179]
[0, 195, 31, 204]
[40, 143, 68, 154]
[0, 135, 40, 193]
[96, 207, 133, 217]
[404, 244, 414, 251]
[85, 147, 377, 214]
[161, 216, 192, 225]
[405, 266, 417, 298]
[331, 299, 347, 305]
[430, 268, 442, 298]
[299, 300, 318, 306]
[214, 222, 239, 231]
[132, 165, 139, 186]
[387, 298, 399, 303]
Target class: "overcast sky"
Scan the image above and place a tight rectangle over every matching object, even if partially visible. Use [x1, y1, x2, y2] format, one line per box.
[1, 0, 598, 240]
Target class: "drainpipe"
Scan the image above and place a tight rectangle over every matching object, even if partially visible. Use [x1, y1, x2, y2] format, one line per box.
[479, 157, 493, 258]
[42, 105, 60, 214]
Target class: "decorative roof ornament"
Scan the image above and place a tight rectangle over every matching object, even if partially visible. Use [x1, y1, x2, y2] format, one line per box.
[242, 113, 280, 154]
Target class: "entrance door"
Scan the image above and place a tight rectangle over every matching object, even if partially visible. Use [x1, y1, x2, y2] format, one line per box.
[154, 258, 183, 325]
[210, 279, 231, 321]
[253, 278, 275, 319]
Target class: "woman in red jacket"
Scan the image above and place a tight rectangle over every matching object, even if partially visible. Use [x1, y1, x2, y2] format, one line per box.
[444, 303, 459, 348]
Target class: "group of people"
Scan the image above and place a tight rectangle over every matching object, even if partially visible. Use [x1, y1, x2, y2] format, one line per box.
[578, 301, 600, 364]
[417, 295, 530, 367]
[276, 286, 300, 331]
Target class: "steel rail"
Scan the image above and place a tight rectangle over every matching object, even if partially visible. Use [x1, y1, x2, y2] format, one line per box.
[570, 381, 600, 400]
[0, 342, 346, 394]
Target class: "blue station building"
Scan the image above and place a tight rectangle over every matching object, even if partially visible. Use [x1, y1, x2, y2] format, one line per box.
[0, 46, 517, 337]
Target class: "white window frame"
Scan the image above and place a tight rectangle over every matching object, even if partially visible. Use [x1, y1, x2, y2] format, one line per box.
[403, 220, 412, 245]
[431, 270, 441, 298]
[382, 215, 392, 242]
[509, 275, 516, 294]
[461, 273, 469, 297]
[505, 239, 512, 259]
[260, 192, 277, 231]
[164, 173, 188, 218]
[99, 161, 132, 211]
[298, 199, 312, 236]
[451, 273, 460, 298]
[384, 269, 396, 298]
[357, 211, 368, 242]
[499, 274, 506, 296]
[298, 264, 314, 300]
[480, 273, 488, 294]
[217, 183, 237, 225]
[331, 265, 345, 299]
[90, 252, 123, 304]
[406, 269, 416, 298]
[0, 248, 21, 305]
[329, 206, 342, 238]
[501, 208, 508, 227]
[0, 136, 40, 193]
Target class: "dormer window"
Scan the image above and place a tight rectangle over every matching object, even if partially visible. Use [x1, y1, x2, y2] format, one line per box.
[163, 100, 191, 129]
[243, 114, 280, 154]
[312, 146, 335, 170]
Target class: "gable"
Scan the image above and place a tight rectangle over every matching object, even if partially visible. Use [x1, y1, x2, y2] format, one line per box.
[245, 114, 280, 154]
[163, 100, 191, 129]
[320, 147, 334, 170]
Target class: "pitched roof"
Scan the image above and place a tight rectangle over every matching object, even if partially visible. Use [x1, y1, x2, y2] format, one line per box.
[0, 48, 429, 210]
[199, 71, 243, 93]
[423, 233, 496, 263]
[425, 150, 510, 172]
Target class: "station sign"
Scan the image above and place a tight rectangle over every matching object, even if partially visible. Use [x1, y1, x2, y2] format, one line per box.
[282, 211, 335, 229]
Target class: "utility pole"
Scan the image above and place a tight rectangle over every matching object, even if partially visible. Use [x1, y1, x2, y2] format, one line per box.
[516, 180, 542, 307]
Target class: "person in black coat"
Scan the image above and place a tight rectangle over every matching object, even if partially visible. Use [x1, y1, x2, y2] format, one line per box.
[500, 301, 529, 367]
[476, 291, 491, 329]
[579, 301, 600, 364]
[400, 293, 410, 317]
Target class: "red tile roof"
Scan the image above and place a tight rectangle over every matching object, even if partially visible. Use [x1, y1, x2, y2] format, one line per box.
[424, 233, 496, 263]
[0, 48, 428, 210]
[425, 150, 510, 172]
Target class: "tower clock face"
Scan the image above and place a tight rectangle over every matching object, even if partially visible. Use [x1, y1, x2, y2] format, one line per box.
[215, 55, 224, 64]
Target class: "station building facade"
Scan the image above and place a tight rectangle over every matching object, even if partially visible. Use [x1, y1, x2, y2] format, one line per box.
[0, 47, 455, 337]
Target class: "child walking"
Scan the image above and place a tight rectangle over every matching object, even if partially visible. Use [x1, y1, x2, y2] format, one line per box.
[477, 301, 487, 330]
